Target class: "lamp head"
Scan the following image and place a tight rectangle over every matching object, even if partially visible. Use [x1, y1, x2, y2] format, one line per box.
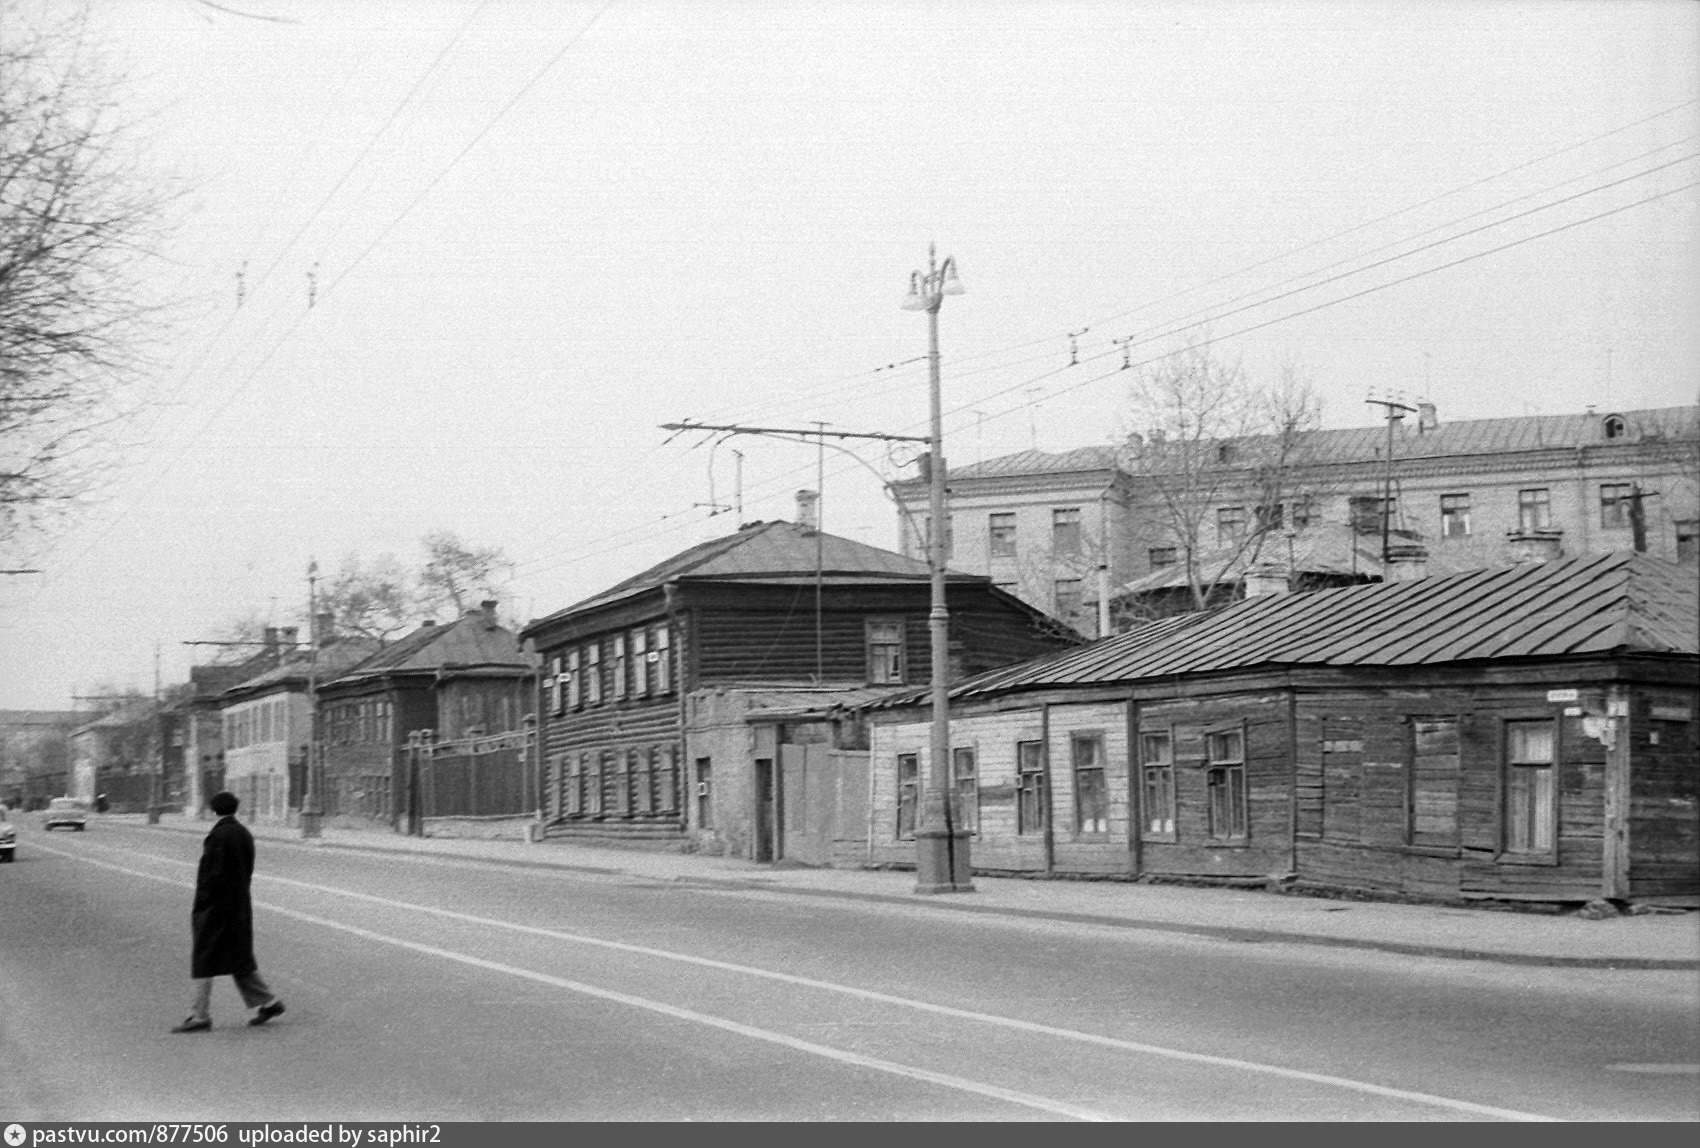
[901, 271, 930, 311]
[939, 258, 964, 296]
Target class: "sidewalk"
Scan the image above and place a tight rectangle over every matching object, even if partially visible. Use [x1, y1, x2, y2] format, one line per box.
[119, 812, 1698, 971]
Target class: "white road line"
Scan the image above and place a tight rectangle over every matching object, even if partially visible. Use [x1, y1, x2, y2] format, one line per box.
[38, 843, 1110, 1122]
[53, 838, 1562, 1122]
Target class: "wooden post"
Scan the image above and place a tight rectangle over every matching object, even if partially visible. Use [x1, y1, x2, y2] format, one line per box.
[1601, 685, 1632, 901]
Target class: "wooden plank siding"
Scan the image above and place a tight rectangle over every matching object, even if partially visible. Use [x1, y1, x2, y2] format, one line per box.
[1630, 687, 1699, 898]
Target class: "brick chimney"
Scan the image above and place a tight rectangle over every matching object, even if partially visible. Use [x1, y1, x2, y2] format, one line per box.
[1416, 402, 1438, 435]
[795, 489, 819, 532]
[480, 599, 499, 628]
[277, 626, 300, 650]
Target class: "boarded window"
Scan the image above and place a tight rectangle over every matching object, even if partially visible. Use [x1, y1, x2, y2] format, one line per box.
[952, 746, 978, 833]
[1140, 731, 1176, 840]
[1505, 720, 1556, 854]
[1072, 733, 1109, 834]
[895, 753, 919, 840]
[1016, 740, 1045, 835]
[1322, 721, 1363, 841]
[1409, 717, 1460, 848]
[1206, 728, 1247, 841]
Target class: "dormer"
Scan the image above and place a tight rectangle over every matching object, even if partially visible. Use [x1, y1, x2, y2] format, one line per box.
[1602, 412, 1627, 441]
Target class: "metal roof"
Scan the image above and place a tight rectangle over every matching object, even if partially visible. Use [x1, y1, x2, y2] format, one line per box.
[525, 519, 987, 631]
[323, 609, 532, 689]
[934, 404, 1697, 484]
[875, 553, 1697, 707]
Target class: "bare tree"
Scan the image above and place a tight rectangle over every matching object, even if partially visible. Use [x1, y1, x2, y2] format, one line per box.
[1122, 341, 1323, 612]
[418, 530, 512, 618]
[1, 5, 177, 545]
[321, 551, 414, 641]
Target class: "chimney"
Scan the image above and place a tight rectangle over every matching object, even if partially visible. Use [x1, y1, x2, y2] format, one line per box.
[311, 611, 334, 647]
[262, 627, 279, 656]
[1416, 402, 1438, 435]
[1243, 562, 1290, 598]
[795, 488, 819, 532]
[277, 625, 300, 650]
[1384, 541, 1429, 582]
[480, 599, 499, 628]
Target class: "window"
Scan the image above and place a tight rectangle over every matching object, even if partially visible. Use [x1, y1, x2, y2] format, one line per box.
[1072, 733, 1109, 834]
[633, 747, 654, 814]
[951, 746, 978, 833]
[1254, 502, 1283, 532]
[1517, 488, 1552, 532]
[1140, 731, 1176, 840]
[1600, 483, 1633, 530]
[578, 752, 593, 816]
[866, 619, 906, 684]
[988, 512, 1017, 558]
[612, 635, 628, 700]
[1206, 728, 1247, 841]
[1504, 720, 1556, 855]
[586, 643, 602, 705]
[1054, 579, 1084, 626]
[695, 757, 713, 830]
[1604, 413, 1626, 439]
[1440, 493, 1471, 538]
[631, 629, 649, 696]
[566, 649, 581, 710]
[1052, 508, 1082, 557]
[1350, 495, 1394, 535]
[895, 753, 919, 840]
[1290, 497, 1316, 529]
[654, 626, 672, 693]
[1216, 506, 1248, 545]
[547, 656, 563, 715]
[1148, 547, 1177, 569]
[1678, 520, 1699, 565]
[1016, 740, 1045, 835]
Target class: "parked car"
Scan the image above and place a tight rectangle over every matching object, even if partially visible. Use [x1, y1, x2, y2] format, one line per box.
[42, 797, 88, 832]
[1, 807, 15, 861]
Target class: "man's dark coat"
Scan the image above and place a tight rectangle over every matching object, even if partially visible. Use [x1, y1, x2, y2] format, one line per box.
[190, 815, 258, 979]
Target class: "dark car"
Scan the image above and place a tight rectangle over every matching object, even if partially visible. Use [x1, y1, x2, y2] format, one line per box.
[0, 806, 15, 861]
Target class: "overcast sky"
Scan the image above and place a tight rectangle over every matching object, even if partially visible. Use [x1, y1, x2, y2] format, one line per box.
[2, 0, 1696, 710]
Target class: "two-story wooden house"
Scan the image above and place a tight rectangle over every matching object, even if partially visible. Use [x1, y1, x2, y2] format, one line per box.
[316, 601, 534, 825]
[520, 511, 1079, 857]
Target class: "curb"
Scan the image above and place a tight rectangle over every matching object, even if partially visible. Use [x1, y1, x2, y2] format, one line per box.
[132, 819, 1698, 972]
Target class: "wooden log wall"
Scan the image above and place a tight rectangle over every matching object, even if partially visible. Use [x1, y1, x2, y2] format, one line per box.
[1630, 685, 1699, 899]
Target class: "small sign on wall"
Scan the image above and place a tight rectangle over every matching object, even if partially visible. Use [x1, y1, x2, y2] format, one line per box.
[1546, 688, 1579, 703]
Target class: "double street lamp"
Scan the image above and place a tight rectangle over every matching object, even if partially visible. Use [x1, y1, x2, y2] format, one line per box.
[902, 246, 972, 894]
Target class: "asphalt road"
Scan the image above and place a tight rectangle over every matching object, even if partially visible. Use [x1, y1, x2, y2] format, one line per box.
[2, 821, 1695, 1121]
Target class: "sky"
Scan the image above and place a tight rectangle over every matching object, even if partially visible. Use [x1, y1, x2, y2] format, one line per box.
[1, 0, 1696, 710]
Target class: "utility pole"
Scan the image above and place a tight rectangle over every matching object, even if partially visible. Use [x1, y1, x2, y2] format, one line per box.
[300, 559, 323, 839]
[1366, 394, 1416, 566]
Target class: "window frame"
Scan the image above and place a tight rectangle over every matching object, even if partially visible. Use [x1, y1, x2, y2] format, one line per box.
[1599, 483, 1633, 530]
[1139, 727, 1177, 842]
[1517, 488, 1552, 532]
[653, 625, 672, 694]
[895, 752, 920, 840]
[586, 642, 602, 705]
[566, 648, 581, 710]
[1148, 546, 1178, 569]
[1205, 724, 1249, 843]
[1051, 507, 1083, 558]
[1215, 505, 1248, 546]
[1015, 739, 1046, 836]
[866, 618, 907, 685]
[612, 634, 628, 701]
[1439, 493, 1471, 539]
[988, 512, 1017, 559]
[1071, 730, 1110, 837]
[1407, 715, 1461, 851]
[950, 745, 979, 834]
[1501, 718, 1559, 861]
[1054, 578, 1085, 626]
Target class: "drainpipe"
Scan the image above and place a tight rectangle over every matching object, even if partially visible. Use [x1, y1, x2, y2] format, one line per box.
[1097, 485, 1115, 638]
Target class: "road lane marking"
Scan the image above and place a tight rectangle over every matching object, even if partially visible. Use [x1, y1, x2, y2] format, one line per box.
[54, 838, 1562, 1122]
[38, 843, 1109, 1121]
[1604, 1064, 1699, 1075]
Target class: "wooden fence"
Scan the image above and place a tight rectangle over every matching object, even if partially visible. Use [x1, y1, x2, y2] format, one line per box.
[403, 725, 536, 834]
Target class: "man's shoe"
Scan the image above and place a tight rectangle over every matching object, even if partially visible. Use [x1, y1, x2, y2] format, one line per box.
[249, 1000, 285, 1027]
[171, 1017, 211, 1034]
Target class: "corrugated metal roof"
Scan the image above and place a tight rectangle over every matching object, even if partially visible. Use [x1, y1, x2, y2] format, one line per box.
[938, 404, 1697, 483]
[873, 553, 1696, 707]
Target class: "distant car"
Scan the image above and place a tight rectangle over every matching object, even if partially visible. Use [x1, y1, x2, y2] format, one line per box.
[42, 797, 88, 832]
[1, 807, 15, 861]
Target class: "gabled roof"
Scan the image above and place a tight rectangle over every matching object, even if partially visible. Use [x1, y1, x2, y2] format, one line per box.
[220, 637, 381, 702]
[877, 553, 1697, 707]
[934, 404, 1697, 484]
[525, 519, 989, 634]
[324, 609, 533, 690]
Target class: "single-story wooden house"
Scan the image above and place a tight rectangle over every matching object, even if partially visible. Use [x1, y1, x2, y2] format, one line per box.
[866, 552, 1698, 905]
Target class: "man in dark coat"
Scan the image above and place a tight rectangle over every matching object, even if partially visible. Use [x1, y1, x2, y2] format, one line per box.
[172, 791, 286, 1033]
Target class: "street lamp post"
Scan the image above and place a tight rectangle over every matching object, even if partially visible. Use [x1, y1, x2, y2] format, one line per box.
[300, 558, 323, 839]
[902, 245, 972, 894]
